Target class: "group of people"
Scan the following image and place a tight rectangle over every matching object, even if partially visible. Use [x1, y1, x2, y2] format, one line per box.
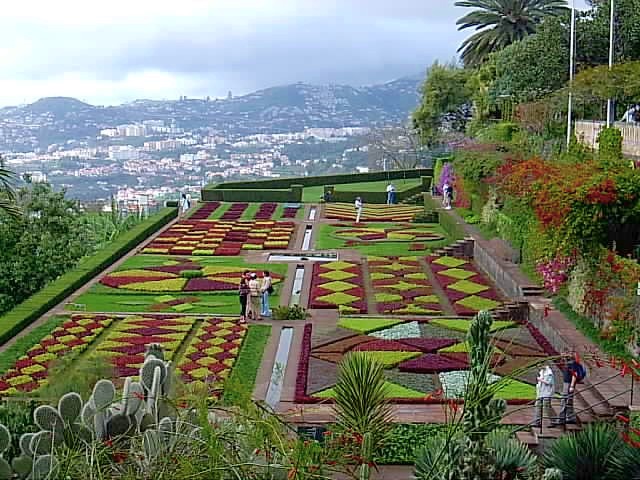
[534, 351, 586, 427]
[621, 104, 640, 123]
[238, 270, 273, 323]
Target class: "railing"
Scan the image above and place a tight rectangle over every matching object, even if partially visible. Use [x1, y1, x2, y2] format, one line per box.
[513, 370, 635, 437]
[575, 120, 640, 157]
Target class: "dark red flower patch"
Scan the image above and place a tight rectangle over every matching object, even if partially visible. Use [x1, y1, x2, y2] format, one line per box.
[397, 338, 458, 353]
[398, 354, 468, 373]
[295, 323, 313, 402]
[353, 339, 421, 352]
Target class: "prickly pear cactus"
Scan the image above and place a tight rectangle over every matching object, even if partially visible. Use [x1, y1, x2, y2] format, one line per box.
[58, 392, 82, 424]
[542, 468, 563, 480]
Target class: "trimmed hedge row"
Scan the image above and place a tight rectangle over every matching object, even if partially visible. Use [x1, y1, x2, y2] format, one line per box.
[202, 185, 303, 202]
[0, 207, 178, 345]
[203, 168, 434, 191]
[330, 183, 424, 204]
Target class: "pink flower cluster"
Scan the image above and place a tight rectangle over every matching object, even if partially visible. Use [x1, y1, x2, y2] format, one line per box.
[536, 255, 576, 294]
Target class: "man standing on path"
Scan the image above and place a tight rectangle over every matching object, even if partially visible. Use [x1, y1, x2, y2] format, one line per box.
[354, 197, 363, 223]
[248, 273, 262, 321]
[553, 351, 584, 426]
[386, 183, 396, 204]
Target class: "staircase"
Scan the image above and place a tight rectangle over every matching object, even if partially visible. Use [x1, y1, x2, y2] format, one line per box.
[432, 237, 475, 259]
[400, 193, 424, 205]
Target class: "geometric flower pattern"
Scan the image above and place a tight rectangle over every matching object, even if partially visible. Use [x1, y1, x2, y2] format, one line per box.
[324, 203, 424, 222]
[427, 255, 503, 316]
[142, 219, 296, 256]
[309, 261, 367, 313]
[368, 256, 443, 315]
[0, 314, 114, 395]
[333, 225, 444, 242]
[92, 315, 196, 377]
[100, 261, 282, 293]
[176, 318, 247, 396]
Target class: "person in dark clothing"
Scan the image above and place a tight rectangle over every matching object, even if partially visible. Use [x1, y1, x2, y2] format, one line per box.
[553, 352, 583, 425]
[239, 277, 250, 323]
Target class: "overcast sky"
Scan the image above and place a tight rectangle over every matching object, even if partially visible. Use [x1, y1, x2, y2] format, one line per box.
[0, 0, 590, 107]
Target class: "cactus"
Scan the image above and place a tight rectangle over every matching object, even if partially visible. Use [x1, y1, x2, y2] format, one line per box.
[58, 392, 82, 424]
[31, 455, 56, 480]
[92, 379, 116, 411]
[542, 468, 563, 480]
[11, 456, 32, 479]
[358, 432, 373, 480]
[33, 406, 63, 435]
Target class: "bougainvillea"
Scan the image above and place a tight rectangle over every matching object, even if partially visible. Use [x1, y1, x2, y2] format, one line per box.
[0, 314, 114, 395]
[143, 219, 296, 255]
[536, 253, 576, 294]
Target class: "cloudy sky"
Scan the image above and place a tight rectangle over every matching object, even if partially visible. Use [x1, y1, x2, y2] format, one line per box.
[0, 0, 589, 107]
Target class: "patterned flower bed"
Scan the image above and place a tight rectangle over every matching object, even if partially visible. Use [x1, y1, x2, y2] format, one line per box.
[296, 316, 550, 404]
[190, 202, 221, 220]
[0, 314, 114, 395]
[427, 255, 503, 315]
[282, 206, 300, 218]
[221, 202, 248, 220]
[308, 261, 367, 313]
[324, 203, 423, 222]
[255, 202, 277, 220]
[176, 317, 248, 396]
[368, 256, 443, 315]
[334, 225, 444, 243]
[142, 219, 296, 255]
[92, 314, 195, 377]
[99, 259, 283, 293]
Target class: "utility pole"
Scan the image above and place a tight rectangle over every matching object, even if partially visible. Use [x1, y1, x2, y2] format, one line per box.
[567, 0, 576, 149]
[606, 0, 615, 127]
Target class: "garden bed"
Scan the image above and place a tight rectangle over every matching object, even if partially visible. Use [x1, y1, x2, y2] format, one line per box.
[308, 261, 368, 314]
[143, 219, 296, 255]
[368, 256, 444, 315]
[323, 203, 424, 222]
[295, 317, 554, 404]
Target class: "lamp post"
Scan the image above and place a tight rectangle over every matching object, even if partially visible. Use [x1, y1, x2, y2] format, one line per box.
[567, 0, 576, 149]
[606, 0, 615, 127]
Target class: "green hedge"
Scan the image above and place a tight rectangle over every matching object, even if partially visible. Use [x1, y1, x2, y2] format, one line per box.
[330, 184, 424, 204]
[423, 194, 465, 240]
[202, 185, 302, 202]
[203, 168, 434, 191]
[0, 207, 178, 345]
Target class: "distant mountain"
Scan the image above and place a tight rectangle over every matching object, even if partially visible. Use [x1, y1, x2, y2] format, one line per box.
[0, 76, 423, 150]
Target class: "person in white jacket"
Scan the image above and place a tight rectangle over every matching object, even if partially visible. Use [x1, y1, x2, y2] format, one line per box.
[533, 364, 555, 427]
[354, 197, 363, 223]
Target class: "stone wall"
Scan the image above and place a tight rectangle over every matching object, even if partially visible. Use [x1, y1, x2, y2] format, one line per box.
[575, 120, 640, 157]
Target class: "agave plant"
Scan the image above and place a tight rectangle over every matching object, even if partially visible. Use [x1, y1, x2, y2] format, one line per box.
[455, 0, 568, 66]
[487, 430, 536, 479]
[332, 352, 392, 476]
[414, 434, 463, 480]
[543, 422, 638, 480]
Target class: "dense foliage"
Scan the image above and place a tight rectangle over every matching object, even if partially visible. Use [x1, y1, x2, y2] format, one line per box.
[0, 184, 141, 315]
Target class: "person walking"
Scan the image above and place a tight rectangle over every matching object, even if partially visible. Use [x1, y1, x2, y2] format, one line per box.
[260, 271, 273, 317]
[553, 352, 585, 426]
[248, 273, 262, 321]
[442, 183, 450, 209]
[238, 277, 250, 324]
[354, 196, 363, 223]
[180, 193, 189, 217]
[386, 183, 396, 205]
[533, 364, 555, 427]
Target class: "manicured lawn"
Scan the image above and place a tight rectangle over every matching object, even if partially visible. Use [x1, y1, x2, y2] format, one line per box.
[223, 324, 272, 405]
[315, 223, 450, 255]
[302, 179, 421, 202]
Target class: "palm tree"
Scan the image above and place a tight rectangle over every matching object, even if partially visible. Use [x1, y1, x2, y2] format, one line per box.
[0, 158, 20, 218]
[455, 0, 568, 67]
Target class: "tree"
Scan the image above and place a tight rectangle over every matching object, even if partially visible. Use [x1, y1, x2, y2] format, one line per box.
[367, 124, 425, 170]
[413, 63, 472, 146]
[0, 158, 20, 218]
[455, 0, 568, 67]
[0, 183, 94, 314]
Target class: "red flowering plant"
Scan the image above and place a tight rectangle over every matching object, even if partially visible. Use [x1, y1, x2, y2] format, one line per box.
[536, 253, 577, 294]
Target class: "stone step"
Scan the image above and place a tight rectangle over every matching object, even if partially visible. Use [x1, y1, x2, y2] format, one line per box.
[516, 430, 539, 448]
[521, 285, 545, 296]
[576, 386, 613, 418]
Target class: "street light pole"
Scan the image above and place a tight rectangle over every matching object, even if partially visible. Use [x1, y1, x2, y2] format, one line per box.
[606, 0, 615, 127]
[567, 0, 576, 148]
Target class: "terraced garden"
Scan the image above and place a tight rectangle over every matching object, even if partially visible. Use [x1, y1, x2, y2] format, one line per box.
[0, 197, 556, 429]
